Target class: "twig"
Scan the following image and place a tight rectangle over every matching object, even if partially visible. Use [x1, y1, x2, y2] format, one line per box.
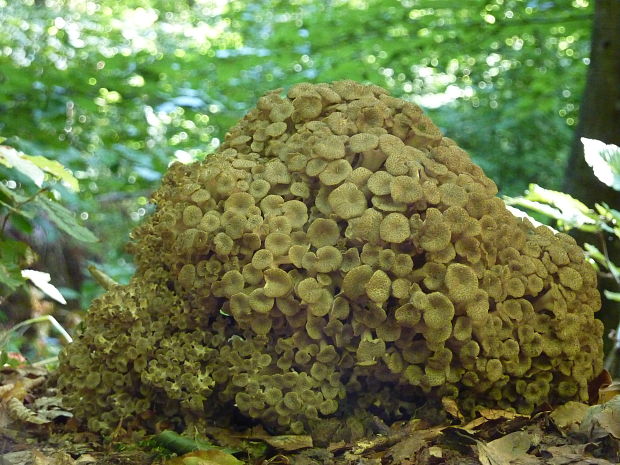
[32, 356, 59, 367]
[88, 265, 119, 290]
[0, 187, 48, 235]
[0, 315, 73, 351]
[599, 231, 620, 285]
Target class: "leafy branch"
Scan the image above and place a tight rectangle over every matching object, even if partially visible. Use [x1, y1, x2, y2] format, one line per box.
[0, 138, 97, 305]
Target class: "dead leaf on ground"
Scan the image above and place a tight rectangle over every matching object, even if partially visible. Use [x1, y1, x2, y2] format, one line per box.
[549, 401, 590, 431]
[580, 396, 620, 440]
[442, 397, 465, 423]
[383, 426, 444, 464]
[262, 454, 289, 465]
[232, 428, 312, 452]
[164, 449, 244, 465]
[259, 435, 313, 451]
[477, 435, 540, 465]
[598, 381, 620, 404]
[326, 440, 347, 453]
[460, 408, 525, 433]
[32, 396, 73, 422]
[73, 454, 97, 464]
[588, 370, 612, 404]
[477, 408, 524, 422]
[32, 450, 76, 465]
[5, 397, 50, 425]
[543, 445, 617, 465]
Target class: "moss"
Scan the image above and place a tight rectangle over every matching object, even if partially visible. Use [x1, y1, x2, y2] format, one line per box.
[58, 81, 604, 440]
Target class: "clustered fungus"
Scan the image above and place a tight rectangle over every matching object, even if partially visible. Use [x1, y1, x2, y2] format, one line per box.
[57, 81, 604, 440]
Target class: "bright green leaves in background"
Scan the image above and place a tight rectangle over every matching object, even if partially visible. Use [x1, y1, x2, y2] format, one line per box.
[0, 0, 596, 308]
[0, 139, 96, 299]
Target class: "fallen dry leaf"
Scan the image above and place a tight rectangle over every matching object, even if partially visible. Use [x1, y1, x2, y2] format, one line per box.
[1, 450, 36, 465]
[580, 396, 620, 440]
[442, 397, 465, 423]
[261, 454, 289, 465]
[383, 427, 444, 464]
[549, 401, 590, 431]
[259, 435, 313, 451]
[164, 449, 244, 465]
[543, 445, 617, 465]
[73, 454, 97, 464]
[588, 370, 612, 404]
[477, 408, 524, 422]
[5, 397, 50, 425]
[598, 380, 620, 404]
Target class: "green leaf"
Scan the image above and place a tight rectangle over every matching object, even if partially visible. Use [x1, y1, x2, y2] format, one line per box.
[516, 184, 599, 231]
[0, 239, 30, 292]
[0, 183, 29, 204]
[584, 243, 607, 268]
[8, 213, 33, 234]
[582, 138, 620, 191]
[0, 263, 25, 291]
[504, 197, 564, 223]
[604, 290, 620, 302]
[22, 154, 80, 192]
[595, 203, 620, 227]
[34, 196, 98, 243]
[0, 145, 45, 187]
[0, 198, 35, 220]
[152, 431, 239, 455]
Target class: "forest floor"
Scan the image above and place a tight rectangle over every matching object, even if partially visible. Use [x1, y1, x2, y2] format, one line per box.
[2, 363, 620, 465]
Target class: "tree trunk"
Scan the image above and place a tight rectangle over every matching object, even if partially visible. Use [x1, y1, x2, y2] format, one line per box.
[564, 0, 620, 206]
[563, 0, 620, 371]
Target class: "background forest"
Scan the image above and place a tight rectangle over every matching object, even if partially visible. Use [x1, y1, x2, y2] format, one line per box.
[0, 0, 618, 363]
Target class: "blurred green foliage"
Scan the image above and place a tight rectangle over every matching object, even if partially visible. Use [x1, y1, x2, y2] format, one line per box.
[0, 0, 594, 307]
[0, 139, 96, 295]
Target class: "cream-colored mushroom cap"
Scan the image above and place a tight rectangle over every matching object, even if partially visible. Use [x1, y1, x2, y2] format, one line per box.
[319, 159, 353, 186]
[264, 268, 293, 298]
[380, 213, 410, 243]
[327, 182, 367, 219]
[445, 263, 479, 303]
[307, 218, 340, 248]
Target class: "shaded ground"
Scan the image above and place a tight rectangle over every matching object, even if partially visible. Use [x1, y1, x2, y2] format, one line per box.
[2, 363, 620, 465]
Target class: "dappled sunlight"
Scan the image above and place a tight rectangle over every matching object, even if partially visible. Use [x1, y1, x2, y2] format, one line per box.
[0, 0, 599, 354]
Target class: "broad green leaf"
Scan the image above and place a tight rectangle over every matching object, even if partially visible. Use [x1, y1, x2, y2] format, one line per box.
[21, 269, 67, 304]
[0, 198, 35, 220]
[504, 200, 561, 224]
[0, 263, 25, 291]
[34, 196, 98, 243]
[504, 196, 595, 232]
[9, 214, 33, 234]
[0, 239, 29, 261]
[153, 430, 239, 455]
[582, 138, 620, 191]
[22, 154, 79, 192]
[604, 290, 620, 302]
[0, 183, 29, 204]
[0, 137, 5, 144]
[0, 145, 45, 187]
[518, 184, 599, 231]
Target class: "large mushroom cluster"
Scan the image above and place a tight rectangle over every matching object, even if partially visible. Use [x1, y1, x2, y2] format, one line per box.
[57, 81, 603, 438]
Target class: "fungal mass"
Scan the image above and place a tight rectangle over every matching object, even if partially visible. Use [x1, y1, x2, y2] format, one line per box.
[57, 81, 603, 441]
